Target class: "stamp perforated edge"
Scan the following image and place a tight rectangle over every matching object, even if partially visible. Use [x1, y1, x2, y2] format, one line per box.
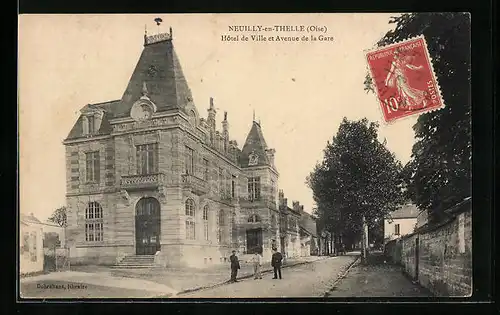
[364, 34, 446, 125]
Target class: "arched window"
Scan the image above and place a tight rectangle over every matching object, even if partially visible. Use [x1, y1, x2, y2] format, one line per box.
[185, 199, 195, 240]
[217, 210, 224, 244]
[248, 214, 261, 223]
[185, 199, 195, 217]
[203, 205, 209, 241]
[218, 210, 224, 225]
[85, 201, 103, 242]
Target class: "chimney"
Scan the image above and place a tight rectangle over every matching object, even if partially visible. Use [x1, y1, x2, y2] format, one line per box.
[222, 112, 229, 154]
[293, 201, 300, 211]
[265, 148, 276, 166]
[207, 97, 217, 146]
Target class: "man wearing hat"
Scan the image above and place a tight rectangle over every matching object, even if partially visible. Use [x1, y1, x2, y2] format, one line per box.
[229, 250, 240, 283]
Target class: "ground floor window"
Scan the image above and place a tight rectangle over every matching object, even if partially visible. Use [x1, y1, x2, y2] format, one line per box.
[85, 202, 104, 242]
[186, 220, 196, 240]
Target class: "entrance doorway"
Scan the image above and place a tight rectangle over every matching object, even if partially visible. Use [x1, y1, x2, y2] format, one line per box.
[246, 228, 263, 254]
[135, 197, 161, 255]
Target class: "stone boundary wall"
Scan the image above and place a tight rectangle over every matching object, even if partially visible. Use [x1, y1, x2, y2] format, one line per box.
[384, 200, 472, 297]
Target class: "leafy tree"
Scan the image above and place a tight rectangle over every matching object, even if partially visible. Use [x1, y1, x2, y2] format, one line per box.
[365, 13, 471, 223]
[307, 118, 405, 247]
[43, 232, 61, 248]
[48, 206, 67, 227]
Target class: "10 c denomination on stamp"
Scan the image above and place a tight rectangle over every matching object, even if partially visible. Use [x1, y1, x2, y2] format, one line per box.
[366, 35, 445, 123]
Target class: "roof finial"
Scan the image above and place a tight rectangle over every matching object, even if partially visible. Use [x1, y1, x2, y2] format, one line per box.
[145, 24, 148, 36]
[154, 17, 163, 35]
[142, 81, 148, 96]
[224, 111, 227, 121]
[253, 109, 255, 122]
[170, 27, 173, 38]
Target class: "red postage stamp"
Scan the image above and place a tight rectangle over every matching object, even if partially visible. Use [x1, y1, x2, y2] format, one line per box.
[366, 35, 444, 123]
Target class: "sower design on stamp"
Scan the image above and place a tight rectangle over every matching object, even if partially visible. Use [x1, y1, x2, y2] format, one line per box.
[366, 36, 444, 123]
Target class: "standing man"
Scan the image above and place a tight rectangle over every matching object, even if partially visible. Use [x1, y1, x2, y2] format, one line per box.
[229, 250, 240, 283]
[271, 248, 283, 279]
[252, 248, 263, 279]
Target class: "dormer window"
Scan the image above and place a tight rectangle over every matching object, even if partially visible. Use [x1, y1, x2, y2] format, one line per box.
[81, 110, 104, 136]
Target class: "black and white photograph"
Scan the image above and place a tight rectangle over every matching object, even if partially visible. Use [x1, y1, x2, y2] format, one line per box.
[18, 13, 473, 299]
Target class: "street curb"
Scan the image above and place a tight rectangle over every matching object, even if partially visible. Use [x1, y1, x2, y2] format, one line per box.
[323, 256, 360, 297]
[173, 257, 330, 297]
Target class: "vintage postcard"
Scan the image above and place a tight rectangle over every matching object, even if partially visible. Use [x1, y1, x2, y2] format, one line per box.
[18, 13, 472, 299]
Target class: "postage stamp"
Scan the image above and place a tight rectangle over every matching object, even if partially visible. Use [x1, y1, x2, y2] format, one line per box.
[366, 35, 445, 123]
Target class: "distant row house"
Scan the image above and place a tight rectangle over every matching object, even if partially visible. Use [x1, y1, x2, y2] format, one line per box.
[19, 213, 66, 275]
[384, 203, 420, 242]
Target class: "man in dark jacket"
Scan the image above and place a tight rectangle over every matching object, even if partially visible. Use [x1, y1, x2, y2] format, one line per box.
[229, 250, 240, 282]
[271, 249, 283, 279]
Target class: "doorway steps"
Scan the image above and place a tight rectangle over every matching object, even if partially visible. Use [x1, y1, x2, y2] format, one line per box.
[112, 255, 156, 269]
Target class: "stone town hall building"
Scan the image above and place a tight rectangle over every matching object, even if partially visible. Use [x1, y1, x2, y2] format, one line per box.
[63, 29, 301, 268]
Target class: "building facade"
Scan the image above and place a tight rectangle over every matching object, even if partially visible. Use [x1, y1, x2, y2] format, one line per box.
[299, 209, 319, 256]
[63, 30, 285, 268]
[384, 204, 419, 243]
[276, 190, 302, 259]
[20, 214, 44, 275]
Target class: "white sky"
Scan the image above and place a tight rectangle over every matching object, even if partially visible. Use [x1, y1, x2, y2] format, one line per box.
[19, 13, 417, 221]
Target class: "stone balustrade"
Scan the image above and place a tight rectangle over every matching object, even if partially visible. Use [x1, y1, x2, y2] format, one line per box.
[181, 174, 209, 195]
[121, 173, 165, 190]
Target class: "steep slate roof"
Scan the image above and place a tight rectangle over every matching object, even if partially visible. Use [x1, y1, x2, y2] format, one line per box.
[240, 121, 271, 167]
[389, 204, 419, 219]
[118, 37, 194, 118]
[65, 33, 195, 140]
[20, 213, 43, 225]
[300, 212, 318, 237]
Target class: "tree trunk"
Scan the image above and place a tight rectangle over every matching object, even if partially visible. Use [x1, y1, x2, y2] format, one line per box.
[361, 215, 369, 263]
